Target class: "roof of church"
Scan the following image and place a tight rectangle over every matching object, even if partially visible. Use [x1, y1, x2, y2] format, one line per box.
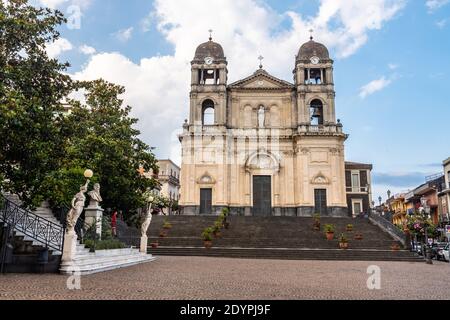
[297, 38, 330, 62]
[193, 38, 226, 62]
[228, 68, 294, 89]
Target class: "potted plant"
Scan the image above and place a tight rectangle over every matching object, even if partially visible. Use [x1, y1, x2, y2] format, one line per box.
[313, 214, 321, 231]
[150, 242, 159, 248]
[339, 233, 349, 249]
[159, 230, 167, 238]
[324, 224, 335, 240]
[202, 227, 213, 249]
[391, 243, 401, 251]
[212, 221, 222, 238]
[346, 224, 353, 232]
[163, 219, 172, 230]
[222, 208, 230, 229]
[354, 232, 363, 240]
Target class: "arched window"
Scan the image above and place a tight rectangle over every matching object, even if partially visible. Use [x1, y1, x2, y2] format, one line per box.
[310, 99, 324, 125]
[202, 99, 215, 125]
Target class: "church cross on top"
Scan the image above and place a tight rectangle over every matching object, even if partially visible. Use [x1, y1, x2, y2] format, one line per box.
[309, 28, 314, 40]
[208, 29, 213, 41]
[258, 55, 264, 69]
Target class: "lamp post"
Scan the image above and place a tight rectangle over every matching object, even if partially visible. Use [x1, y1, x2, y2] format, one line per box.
[84, 169, 93, 181]
[378, 196, 382, 207]
[420, 196, 433, 265]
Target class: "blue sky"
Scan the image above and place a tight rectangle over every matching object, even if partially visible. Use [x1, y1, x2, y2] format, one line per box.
[35, 0, 450, 202]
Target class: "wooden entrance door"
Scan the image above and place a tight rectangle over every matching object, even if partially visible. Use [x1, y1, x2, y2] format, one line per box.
[314, 189, 328, 215]
[253, 176, 272, 216]
[200, 188, 212, 215]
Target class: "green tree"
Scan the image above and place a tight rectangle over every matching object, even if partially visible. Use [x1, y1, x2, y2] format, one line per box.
[62, 79, 159, 216]
[0, 0, 73, 207]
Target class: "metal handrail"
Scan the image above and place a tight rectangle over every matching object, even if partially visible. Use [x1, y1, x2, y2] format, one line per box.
[0, 195, 65, 252]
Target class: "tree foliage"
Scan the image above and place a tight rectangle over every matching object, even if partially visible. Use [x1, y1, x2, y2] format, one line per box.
[61, 79, 159, 215]
[0, 1, 159, 216]
[0, 0, 72, 207]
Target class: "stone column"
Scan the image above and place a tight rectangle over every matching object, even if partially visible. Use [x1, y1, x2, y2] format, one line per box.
[62, 231, 78, 262]
[84, 200, 104, 239]
[140, 235, 148, 253]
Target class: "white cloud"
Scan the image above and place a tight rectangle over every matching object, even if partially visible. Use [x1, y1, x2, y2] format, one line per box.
[436, 18, 448, 28]
[114, 27, 134, 42]
[388, 63, 398, 70]
[37, 0, 91, 9]
[72, 0, 406, 161]
[46, 37, 73, 58]
[79, 44, 96, 55]
[359, 76, 392, 98]
[426, 0, 450, 12]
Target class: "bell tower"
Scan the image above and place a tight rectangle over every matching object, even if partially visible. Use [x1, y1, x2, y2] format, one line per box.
[189, 32, 228, 127]
[294, 35, 336, 126]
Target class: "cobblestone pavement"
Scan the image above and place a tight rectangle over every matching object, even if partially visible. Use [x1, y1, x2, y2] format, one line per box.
[1, 256, 449, 300]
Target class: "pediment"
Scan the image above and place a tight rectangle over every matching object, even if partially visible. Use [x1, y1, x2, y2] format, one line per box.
[229, 69, 294, 89]
[311, 172, 330, 185]
[197, 172, 216, 185]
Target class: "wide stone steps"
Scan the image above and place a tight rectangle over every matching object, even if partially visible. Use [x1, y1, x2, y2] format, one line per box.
[148, 247, 423, 262]
[118, 215, 420, 262]
[60, 247, 156, 275]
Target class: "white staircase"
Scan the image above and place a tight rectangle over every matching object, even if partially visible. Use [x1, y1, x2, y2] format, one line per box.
[60, 242, 156, 275]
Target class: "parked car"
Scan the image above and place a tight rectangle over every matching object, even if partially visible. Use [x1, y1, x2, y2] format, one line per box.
[442, 244, 449, 262]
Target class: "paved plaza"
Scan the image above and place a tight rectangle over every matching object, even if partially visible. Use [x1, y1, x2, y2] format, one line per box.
[1, 256, 449, 300]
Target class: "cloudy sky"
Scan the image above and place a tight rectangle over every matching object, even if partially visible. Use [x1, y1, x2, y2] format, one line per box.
[32, 0, 450, 202]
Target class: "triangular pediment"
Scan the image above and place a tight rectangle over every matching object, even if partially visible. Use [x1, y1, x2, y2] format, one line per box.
[229, 69, 294, 89]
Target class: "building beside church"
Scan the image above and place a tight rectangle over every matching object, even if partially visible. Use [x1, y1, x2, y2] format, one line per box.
[157, 159, 181, 200]
[179, 35, 371, 217]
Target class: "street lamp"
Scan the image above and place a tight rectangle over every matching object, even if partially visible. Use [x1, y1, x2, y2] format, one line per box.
[378, 196, 382, 206]
[84, 169, 93, 179]
[420, 196, 433, 265]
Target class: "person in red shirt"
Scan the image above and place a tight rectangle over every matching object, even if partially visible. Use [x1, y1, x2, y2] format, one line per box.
[111, 211, 118, 237]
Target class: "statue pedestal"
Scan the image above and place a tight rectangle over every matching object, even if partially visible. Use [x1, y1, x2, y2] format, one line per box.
[62, 231, 78, 262]
[85, 201, 104, 239]
[140, 235, 148, 253]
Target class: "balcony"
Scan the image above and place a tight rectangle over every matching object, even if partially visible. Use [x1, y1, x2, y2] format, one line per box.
[346, 186, 368, 193]
[296, 124, 347, 137]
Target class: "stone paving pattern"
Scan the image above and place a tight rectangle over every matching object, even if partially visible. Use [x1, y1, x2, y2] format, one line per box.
[1, 256, 449, 300]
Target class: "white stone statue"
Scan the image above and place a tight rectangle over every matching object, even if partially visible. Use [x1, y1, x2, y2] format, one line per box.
[141, 203, 153, 237]
[66, 181, 89, 233]
[258, 106, 265, 128]
[88, 183, 102, 205]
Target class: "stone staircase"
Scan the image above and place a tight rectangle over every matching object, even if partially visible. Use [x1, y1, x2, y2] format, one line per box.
[0, 221, 61, 273]
[60, 244, 156, 275]
[1, 193, 156, 274]
[118, 216, 423, 262]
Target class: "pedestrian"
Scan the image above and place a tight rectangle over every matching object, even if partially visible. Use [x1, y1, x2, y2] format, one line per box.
[111, 210, 118, 237]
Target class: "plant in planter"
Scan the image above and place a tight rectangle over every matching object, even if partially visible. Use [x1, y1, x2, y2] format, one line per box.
[221, 208, 230, 229]
[159, 230, 167, 238]
[150, 242, 159, 248]
[339, 233, 349, 249]
[324, 224, 335, 240]
[354, 232, 363, 240]
[212, 221, 222, 238]
[313, 214, 321, 231]
[346, 224, 354, 232]
[391, 243, 401, 251]
[162, 219, 172, 230]
[202, 227, 213, 249]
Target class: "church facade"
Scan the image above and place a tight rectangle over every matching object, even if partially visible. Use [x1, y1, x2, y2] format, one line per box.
[179, 36, 360, 217]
